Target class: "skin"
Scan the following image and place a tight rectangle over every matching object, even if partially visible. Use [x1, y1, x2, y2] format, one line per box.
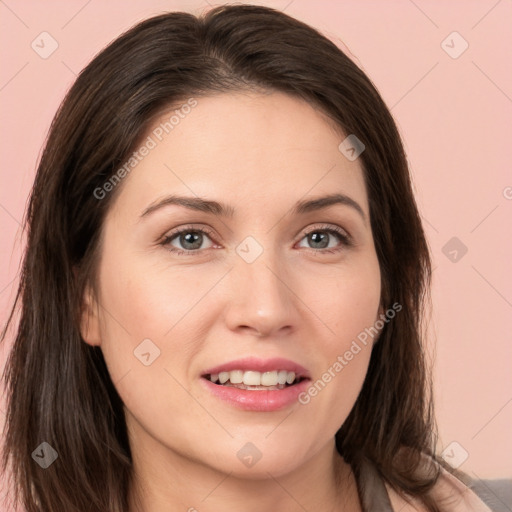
[81, 90, 383, 512]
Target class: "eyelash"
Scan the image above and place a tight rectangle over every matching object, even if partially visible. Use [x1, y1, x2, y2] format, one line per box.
[160, 224, 353, 256]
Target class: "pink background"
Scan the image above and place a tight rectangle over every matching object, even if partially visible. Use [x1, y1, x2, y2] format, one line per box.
[1, 0, 511, 501]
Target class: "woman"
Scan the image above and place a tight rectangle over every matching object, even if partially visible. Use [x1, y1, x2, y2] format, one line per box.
[0, 4, 494, 511]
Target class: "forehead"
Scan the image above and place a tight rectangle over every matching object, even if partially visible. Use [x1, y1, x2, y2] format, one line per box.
[108, 91, 368, 220]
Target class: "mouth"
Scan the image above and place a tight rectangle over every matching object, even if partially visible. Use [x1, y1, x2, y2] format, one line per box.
[200, 358, 312, 411]
[202, 370, 309, 391]
[199, 357, 312, 410]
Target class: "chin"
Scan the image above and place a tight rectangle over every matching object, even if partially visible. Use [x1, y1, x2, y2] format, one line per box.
[204, 442, 307, 479]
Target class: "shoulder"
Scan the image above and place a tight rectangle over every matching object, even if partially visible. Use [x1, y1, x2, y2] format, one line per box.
[384, 462, 494, 512]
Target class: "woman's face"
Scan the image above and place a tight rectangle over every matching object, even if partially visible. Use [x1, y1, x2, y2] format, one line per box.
[81, 91, 382, 479]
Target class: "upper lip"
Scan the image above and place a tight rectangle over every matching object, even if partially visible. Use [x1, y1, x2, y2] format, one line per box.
[202, 357, 311, 379]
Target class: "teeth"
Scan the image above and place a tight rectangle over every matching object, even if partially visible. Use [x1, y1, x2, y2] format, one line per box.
[261, 371, 278, 386]
[207, 370, 300, 387]
[229, 370, 243, 384]
[286, 371, 296, 385]
[243, 371, 261, 386]
[277, 370, 288, 385]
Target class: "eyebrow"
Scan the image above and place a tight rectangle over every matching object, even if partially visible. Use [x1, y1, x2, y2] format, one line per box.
[139, 193, 366, 223]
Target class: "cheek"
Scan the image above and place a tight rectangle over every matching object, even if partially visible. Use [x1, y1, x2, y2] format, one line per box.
[94, 248, 222, 420]
[298, 299, 376, 445]
[296, 254, 380, 425]
[95, 262, 209, 442]
[302, 252, 381, 349]
[304, 347, 372, 452]
[98, 246, 211, 346]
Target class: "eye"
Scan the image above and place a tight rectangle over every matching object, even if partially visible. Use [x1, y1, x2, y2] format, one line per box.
[297, 224, 353, 254]
[160, 223, 353, 256]
[160, 225, 216, 256]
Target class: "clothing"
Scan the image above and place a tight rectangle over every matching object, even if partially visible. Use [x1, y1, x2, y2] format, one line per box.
[357, 456, 499, 511]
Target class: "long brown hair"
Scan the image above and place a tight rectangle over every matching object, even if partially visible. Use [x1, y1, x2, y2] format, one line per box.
[1, 4, 451, 511]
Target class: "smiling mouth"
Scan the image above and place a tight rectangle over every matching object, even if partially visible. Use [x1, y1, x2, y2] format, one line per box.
[202, 370, 308, 391]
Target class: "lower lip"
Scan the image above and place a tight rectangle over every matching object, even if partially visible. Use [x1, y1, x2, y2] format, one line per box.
[200, 377, 311, 412]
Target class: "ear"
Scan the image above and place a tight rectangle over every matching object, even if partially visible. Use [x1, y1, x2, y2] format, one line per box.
[80, 282, 102, 347]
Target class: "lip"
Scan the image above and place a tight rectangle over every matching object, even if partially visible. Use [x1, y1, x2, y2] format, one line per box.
[202, 357, 311, 379]
[200, 375, 311, 412]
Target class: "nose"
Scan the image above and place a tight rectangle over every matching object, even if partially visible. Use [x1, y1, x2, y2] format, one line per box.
[223, 248, 299, 338]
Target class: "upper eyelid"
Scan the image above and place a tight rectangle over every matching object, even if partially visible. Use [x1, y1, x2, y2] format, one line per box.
[163, 223, 350, 238]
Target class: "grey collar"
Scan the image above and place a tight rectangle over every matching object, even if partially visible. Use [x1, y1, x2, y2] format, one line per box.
[356, 457, 394, 512]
